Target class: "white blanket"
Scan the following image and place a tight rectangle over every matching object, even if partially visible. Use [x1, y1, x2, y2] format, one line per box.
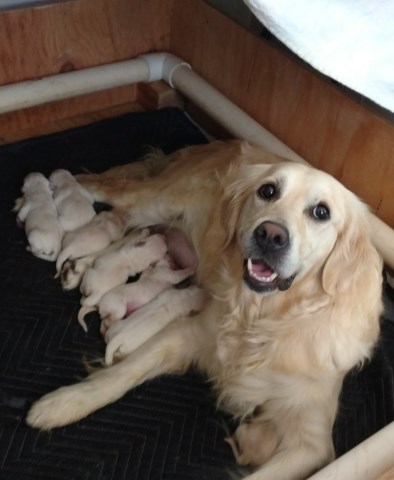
[244, 0, 394, 112]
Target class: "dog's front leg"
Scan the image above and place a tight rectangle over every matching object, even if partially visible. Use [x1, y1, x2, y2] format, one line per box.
[26, 318, 197, 431]
[240, 406, 335, 480]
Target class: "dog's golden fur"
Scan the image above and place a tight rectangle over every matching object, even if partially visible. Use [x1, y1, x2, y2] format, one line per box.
[27, 140, 383, 480]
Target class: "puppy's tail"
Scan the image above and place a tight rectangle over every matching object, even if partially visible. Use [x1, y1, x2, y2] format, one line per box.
[55, 248, 69, 275]
[77, 305, 97, 332]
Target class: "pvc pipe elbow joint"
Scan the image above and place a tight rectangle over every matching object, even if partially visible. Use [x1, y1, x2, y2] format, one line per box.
[139, 53, 191, 88]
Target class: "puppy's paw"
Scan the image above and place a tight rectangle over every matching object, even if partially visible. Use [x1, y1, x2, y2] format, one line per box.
[26, 385, 92, 430]
[13, 196, 24, 213]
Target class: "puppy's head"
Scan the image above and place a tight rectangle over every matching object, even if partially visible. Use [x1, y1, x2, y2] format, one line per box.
[48, 169, 73, 186]
[22, 172, 49, 193]
[224, 161, 381, 297]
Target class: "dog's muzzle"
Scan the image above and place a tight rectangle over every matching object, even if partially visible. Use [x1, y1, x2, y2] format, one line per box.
[243, 221, 295, 293]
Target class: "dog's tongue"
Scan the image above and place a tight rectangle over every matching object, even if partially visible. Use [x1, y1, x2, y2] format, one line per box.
[250, 259, 274, 277]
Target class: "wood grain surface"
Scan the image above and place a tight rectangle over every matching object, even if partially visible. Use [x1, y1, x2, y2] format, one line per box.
[0, 0, 172, 135]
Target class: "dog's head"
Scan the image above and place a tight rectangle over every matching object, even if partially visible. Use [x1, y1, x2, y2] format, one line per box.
[223, 161, 381, 297]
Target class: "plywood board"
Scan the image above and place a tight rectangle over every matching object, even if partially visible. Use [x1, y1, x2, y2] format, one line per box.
[0, 0, 173, 134]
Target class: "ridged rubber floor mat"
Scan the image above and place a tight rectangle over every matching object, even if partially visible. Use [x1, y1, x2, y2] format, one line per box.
[0, 108, 393, 479]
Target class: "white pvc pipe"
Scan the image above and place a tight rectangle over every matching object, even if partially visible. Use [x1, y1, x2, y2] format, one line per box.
[0, 58, 150, 114]
[139, 53, 305, 162]
[169, 63, 306, 163]
[306, 422, 394, 480]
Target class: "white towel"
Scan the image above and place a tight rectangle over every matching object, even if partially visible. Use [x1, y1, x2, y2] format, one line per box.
[244, 0, 394, 112]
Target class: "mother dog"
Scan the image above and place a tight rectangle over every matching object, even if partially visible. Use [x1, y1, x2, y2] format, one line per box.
[27, 140, 383, 480]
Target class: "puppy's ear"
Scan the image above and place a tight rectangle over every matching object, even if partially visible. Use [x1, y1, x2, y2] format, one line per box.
[322, 213, 382, 296]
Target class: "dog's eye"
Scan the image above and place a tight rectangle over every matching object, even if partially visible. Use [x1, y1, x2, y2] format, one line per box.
[258, 183, 277, 200]
[312, 203, 330, 221]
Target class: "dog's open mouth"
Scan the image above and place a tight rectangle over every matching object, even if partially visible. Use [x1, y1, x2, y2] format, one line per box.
[243, 258, 295, 293]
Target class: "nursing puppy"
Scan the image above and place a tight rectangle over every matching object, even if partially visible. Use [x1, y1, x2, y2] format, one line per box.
[59, 229, 150, 291]
[79, 233, 167, 308]
[49, 169, 96, 232]
[27, 141, 383, 480]
[17, 172, 63, 261]
[78, 254, 195, 332]
[55, 208, 128, 274]
[104, 286, 207, 365]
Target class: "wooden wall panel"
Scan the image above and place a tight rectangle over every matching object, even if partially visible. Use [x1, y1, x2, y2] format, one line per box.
[0, 0, 173, 135]
[0, 85, 139, 140]
[170, 0, 394, 227]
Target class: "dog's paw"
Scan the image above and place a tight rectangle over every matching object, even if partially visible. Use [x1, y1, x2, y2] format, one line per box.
[26, 386, 92, 430]
[226, 421, 279, 467]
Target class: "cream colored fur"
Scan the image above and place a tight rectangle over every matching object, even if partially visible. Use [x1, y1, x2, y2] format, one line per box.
[17, 172, 63, 261]
[83, 254, 195, 334]
[55, 208, 128, 274]
[79, 233, 167, 307]
[26, 141, 383, 480]
[49, 169, 95, 232]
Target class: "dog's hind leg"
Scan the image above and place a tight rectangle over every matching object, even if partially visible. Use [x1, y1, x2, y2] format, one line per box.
[26, 318, 197, 430]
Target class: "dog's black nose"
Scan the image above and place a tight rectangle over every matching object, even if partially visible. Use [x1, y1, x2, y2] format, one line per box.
[255, 221, 289, 251]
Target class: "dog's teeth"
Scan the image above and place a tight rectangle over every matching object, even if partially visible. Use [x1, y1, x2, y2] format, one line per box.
[247, 259, 278, 283]
[251, 271, 278, 283]
[247, 258, 253, 272]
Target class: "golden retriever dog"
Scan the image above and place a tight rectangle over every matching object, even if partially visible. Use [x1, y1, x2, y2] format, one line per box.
[27, 140, 383, 480]
[104, 285, 207, 366]
[16, 172, 63, 261]
[59, 228, 149, 290]
[49, 169, 96, 232]
[78, 253, 195, 332]
[79, 233, 167, 308]
[55, 208, 128, 274]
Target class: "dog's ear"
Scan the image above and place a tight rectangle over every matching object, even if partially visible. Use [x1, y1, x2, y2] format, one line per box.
[221, 164, 271, 249]
[322, 212, 382, 296]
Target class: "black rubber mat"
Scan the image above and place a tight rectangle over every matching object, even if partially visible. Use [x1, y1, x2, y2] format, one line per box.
[0, 108, 393, 479]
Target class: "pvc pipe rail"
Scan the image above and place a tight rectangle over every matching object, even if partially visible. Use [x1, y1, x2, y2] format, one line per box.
[307, 421, 394, 480]
[0, 58, 150, 115]
[0, 52, 303, 163]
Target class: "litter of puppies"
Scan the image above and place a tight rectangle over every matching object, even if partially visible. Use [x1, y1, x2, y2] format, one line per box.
[14, 170, 203, 362]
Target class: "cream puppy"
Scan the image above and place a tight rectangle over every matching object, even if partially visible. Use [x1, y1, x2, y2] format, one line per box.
[49, 169, 96, 232]
[78, 254, 195, 332]
[59, 229, 150, 290]
[55, 209, 127, 274]
[104, 286, 207, 365]
[17, 172, 63, 261]
[80, 234, 167, 308]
